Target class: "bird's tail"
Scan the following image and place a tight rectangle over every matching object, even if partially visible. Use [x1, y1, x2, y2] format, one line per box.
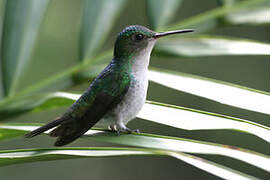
[25, 117, 67, 138]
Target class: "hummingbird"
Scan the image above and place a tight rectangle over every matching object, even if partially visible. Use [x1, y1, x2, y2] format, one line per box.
[25, 25, 193, 146]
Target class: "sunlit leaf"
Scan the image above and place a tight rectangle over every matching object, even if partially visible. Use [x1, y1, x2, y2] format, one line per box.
[166, 0, 265, 30]
[146, 0, 183, 30]
[149, 69, 270, 115]
[1, 92, 269, 144]
[226, 1, 270, 25]
[0, 124, 269, 173]
[0, 147, 259, 180]
[0, 92, 78, 120]
[0, 147, 157, 167]
[168, 152, 259, 180]
[154, 35, 270, 57]
[139, 101, 270, 143]
[80, 0, 127, 60]
[0, 128, 25, 141]
[1, 0, 50, 96]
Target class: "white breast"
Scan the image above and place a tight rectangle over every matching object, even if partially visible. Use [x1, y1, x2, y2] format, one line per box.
[115, 40, 156, 124]
[116, 69, 148, 124]
[95, 40, 156, 128]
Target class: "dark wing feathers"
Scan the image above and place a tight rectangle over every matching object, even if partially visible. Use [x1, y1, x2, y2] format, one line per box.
[52, 89, 129, 146]
[24, 116, 68, 138]
[25, 64, 131, 146]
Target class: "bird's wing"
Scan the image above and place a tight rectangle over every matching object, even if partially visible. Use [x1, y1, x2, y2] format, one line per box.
[26, 64, 131, 146]
[51, 72, 131, 146]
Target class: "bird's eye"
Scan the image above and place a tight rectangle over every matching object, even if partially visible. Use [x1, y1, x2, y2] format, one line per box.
[133, 33, 144, 41]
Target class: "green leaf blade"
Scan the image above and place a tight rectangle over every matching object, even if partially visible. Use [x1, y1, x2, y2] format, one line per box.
[80, 0, 127, 60]
[1, 124, 269, 173]
[1, 91, 269, 144]
[0, 147, 157, 167]
[169, 152, 259, 180]
[149, 69, 270, 115]
[0, 147, 259, 180]
[146, 0, 183, 30]
[221, 1, 270, 25]
[0, 0, 5, 37]
[88, 132, 270, 173]
[0, 0, 6, 99]
[1, 0, 50, 96]
[155, 35, 270, 57]
[140, 101, 270, 143]
[166, 0, 265, 31]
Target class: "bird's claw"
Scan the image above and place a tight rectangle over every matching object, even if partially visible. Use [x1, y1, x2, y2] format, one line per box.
[109, 125, 140, 135]
[122, 128, 140, 134]
[130, 129, 140, 133]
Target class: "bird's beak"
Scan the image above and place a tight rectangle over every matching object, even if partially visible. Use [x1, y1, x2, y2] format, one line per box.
[153, 29, 194, 39]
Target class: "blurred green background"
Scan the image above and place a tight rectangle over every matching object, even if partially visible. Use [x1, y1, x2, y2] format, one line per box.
[1, 0, 270, 179]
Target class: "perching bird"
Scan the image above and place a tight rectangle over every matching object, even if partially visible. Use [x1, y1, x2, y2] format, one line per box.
[25, 25, 193, 146]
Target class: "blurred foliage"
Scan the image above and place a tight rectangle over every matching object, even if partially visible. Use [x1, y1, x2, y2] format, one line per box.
[0, 0, 270, 179]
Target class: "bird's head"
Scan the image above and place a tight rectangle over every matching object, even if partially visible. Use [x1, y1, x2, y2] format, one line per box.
[113, 25, 193, 59]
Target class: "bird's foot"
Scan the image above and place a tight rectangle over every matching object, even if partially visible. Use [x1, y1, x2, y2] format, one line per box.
[108, 124, 140, 136]
[116, 127, 140, 136]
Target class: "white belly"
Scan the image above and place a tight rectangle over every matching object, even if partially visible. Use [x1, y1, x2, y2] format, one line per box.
[95, 71, 148, 128]
[115, 74, 148, 124]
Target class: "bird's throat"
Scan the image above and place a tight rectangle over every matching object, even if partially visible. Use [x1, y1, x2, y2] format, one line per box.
[130, 40, 156, 74]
